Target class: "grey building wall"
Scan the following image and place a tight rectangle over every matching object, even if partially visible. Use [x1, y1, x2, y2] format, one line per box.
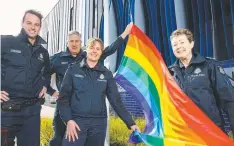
[40, 0, 104, 56]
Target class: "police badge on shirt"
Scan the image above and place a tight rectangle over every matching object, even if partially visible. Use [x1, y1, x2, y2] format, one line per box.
[38, 53, 44, 62]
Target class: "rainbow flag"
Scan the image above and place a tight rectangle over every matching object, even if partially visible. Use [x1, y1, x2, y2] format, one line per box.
[115, 24, 234, 146]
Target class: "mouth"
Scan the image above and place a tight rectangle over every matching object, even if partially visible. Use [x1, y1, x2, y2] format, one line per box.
[90, 53, 98, 57]
[176, 49, 185, 54]
[28, 30, 36, 35]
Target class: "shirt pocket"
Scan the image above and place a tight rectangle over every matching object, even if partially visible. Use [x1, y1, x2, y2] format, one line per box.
[95, 79, 107, 93]
[73, 77, 89, 93]
[4, 49, 26, 67]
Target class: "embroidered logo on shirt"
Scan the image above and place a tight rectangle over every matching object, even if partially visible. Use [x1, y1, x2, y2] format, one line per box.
[97, 74, 106, 82]
[38, 53, 44, 62]
[61, 62, 68, 65]
[10, 49, 21, 53]
[194, 68, 201, 74]
[190, 68, 205, 78]
[74, 74, 84, 78]
[99, 74, 105, 79]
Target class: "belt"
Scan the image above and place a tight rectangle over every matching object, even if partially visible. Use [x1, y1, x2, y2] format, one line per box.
[1, 98, 45, 111]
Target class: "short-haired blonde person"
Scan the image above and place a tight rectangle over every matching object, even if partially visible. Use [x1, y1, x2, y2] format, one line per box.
[48, 23, 135, 146]
[58, 38, 140, 146]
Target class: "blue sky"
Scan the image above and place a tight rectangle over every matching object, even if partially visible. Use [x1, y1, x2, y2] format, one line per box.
[0, 0, 58, 35]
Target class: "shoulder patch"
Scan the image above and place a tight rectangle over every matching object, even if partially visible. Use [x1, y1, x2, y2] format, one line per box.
[205, 57, 215, 60]
[51, 52, 63, 57]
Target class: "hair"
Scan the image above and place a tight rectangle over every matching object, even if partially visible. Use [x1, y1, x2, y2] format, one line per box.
[87, 38, 104, 51]
[170, 28, 194, 43]
[22, 9, 43, 25]
[67, 30, 82, 38]
[67, 31, 82, 42]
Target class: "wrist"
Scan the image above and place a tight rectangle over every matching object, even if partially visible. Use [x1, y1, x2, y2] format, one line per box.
[121, 33, 128, 39]
[67, 120, 72, 124]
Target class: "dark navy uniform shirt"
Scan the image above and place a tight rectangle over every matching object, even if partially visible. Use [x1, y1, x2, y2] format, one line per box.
[1, 29, 51, 99]
[57, 59, 135, 129]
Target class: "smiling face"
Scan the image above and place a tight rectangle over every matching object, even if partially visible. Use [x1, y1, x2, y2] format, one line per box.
[67, 34, 82, 56]
[87, 40, 103, 62]
[21, 13, 41, 39]
[171, 34, 194, 59]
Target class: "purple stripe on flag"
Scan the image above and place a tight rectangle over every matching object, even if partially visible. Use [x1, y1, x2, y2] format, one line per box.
[115, 74, 154, 133]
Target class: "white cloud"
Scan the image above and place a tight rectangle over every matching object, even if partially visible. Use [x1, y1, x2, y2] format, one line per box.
[0, 0, 58, 35]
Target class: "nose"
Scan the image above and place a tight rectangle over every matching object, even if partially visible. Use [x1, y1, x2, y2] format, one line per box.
[177, 43, 182, 48]
[30, 24, 36, 30]
[72, 42, 77, 46]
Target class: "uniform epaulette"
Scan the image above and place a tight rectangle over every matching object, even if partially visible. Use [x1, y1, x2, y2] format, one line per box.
[205, 57, 215, 60]
[1, 35, 14, 37]
[52, 51, 66, 57]
[68, 62, 79, 68]
[205, 57, 219, 65]
[1, 35, 15, 41]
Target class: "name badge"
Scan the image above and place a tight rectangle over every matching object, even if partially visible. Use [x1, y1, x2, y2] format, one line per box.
[61, 62, 68, 65]
[74, 74, 84, 78]
[10, 49, 21, 53]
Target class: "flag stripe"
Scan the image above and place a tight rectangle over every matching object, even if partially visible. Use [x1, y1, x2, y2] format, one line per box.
[123, 44, 191, 138]
[115, 74, 155, 134]
[117, 65, 163, 135]
[126, 35, 165, 81]
[165, 78, 233, 145]
[130, 25, 166, 62]
[119, 56, 162, 119]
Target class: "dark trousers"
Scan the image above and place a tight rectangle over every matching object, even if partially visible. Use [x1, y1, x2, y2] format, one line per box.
[62, 117, 107, 146]
[50, 110, 66, 146]
[1, 103, 41, 146]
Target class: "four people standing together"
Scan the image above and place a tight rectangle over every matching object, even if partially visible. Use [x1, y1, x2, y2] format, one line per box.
[1, 9, 234, 146]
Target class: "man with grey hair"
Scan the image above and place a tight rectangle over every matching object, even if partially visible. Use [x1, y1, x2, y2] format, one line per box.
[48, 22, 133, 146]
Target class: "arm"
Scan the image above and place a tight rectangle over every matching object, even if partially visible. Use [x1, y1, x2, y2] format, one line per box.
[106, 72, 136, 129]
[101, 22, 133, 60]
[1, 36, 10, 102]
[42, 51, 52, 88]
[47, 84, 57, 96]
[46, 55, 57, 96]
[210, 61, 234, 133]
[57, 66, 73, 123]
[39, 51, 52, 97]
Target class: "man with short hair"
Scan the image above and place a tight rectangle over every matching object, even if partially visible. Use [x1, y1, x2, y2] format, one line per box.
[1, 9, 51, 146]
[48, 23, 134, 146]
